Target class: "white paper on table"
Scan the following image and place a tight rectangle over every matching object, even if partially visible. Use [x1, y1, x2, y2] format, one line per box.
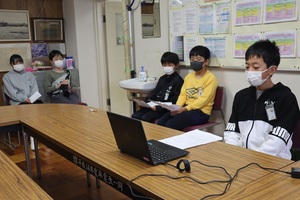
[29, 91, 42, 103]
[159, 129, 223, 150]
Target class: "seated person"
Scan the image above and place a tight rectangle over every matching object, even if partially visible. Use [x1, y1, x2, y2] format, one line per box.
[156, 45, 218, 130]
[44, 50, 79, 104]
[3, 54, 43, 105]
[3, 54, 42, 150]
[132, 52, 184, 122]
[224, 39, 300, 159]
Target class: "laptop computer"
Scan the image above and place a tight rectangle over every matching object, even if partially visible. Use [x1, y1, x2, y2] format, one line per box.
[107, 112, 189, 166]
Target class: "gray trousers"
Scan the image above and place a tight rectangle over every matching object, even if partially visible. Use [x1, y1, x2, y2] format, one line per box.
[51, 93, 79, 104]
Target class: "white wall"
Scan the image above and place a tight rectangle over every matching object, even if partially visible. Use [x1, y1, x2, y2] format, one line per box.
[63, 0, 102, 108]
[63, 0, 171, 110]
[133, 1, 170, 79]
[63, 0, 300, 126]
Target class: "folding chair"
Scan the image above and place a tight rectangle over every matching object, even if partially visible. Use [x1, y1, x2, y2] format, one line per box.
[182, 86, 225, 132]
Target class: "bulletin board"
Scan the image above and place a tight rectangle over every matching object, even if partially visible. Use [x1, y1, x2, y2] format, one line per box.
[169, 0, 300, 71]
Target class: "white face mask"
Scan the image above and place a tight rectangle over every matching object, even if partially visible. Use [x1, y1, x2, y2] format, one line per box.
[245, 69, 269, 87]
[13, 64, 25, 72]
[54, 60, 64, 68]
[162, 66, 174, 75]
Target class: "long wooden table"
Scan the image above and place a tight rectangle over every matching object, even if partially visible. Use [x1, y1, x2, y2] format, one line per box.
[0, 104, 80, 199]
[219, 161, 300, 199]
[5, 104, 292, 199]
[0, 104, 69, 127]
[0, 150, 52, 199]
[0, 104, 79, 177]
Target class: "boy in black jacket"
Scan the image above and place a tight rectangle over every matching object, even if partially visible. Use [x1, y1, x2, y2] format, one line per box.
[224, 39, 299, 159]
[132, 52, 183, 122]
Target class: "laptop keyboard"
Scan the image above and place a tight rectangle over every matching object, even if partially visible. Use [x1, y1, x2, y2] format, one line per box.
[148, 145, 175, 161]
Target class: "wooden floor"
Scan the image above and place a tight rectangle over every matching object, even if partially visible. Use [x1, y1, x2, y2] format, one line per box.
[0, 132, 130, 200]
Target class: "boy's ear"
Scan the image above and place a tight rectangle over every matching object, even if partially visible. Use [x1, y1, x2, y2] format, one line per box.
[205, 59, 210, 66]
[269, 65, 277, 75]
[270, 65, 277, 71]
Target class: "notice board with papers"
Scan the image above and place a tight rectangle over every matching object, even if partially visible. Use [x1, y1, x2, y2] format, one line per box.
[168, 0, 300, 71]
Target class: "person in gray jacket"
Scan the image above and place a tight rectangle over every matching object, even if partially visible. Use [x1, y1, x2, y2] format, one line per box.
[3, 54, 42, 150]
[3, 54, 42, 105]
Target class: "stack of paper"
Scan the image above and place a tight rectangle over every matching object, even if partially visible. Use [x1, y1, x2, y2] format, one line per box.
[132, 99, 158, 108]
[154, 101, 181, 111]
[133, 99, 174, 109]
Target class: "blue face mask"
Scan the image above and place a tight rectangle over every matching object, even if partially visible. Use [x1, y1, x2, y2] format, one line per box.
[190, 61, 204, 72]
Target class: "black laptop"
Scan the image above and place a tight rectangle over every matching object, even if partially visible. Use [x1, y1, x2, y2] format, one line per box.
[107, 112, 189, 166]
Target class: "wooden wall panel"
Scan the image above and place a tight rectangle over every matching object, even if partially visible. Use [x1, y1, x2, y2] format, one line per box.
[0, 0, 63, 18]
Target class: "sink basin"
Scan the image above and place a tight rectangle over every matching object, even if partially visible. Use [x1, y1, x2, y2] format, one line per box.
[119, 78, 158, 94]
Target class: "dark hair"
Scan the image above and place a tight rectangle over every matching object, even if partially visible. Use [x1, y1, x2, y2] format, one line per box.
[9, 54, 23, 65]
[189, 45, 210, 60]
[160, 52, 179, 65]
[245, 39, 280, 68]
[48, 50, 63, 61]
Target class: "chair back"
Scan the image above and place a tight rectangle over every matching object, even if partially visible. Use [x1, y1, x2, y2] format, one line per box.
[1, 85, 10, 105]
[212, 86, 224, 111]
[292, 119, 300, 149]
[182, 86, 225, 132]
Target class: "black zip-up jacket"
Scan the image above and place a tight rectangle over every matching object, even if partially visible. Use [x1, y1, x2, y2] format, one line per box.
[146, 72, 183, 112]
[224, 82, 299, 159]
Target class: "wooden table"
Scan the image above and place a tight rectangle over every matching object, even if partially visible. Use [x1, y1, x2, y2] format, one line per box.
[218, 161, 300, 199]
[13, 104, 294, 199]
[0, 104, 78, 177]
[0, 150, 52, 200]
[0, 104, 72, 127]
